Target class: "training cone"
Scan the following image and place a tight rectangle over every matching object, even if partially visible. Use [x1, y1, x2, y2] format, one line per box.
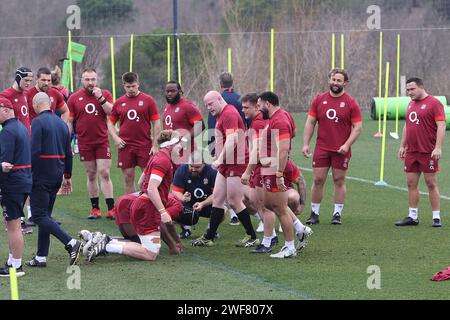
[390, 132, 399, 140]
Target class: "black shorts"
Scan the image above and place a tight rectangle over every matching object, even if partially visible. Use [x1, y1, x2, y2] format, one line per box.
[2, 192, 27, 221]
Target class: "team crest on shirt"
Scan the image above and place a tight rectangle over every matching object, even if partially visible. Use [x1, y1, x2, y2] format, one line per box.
[323, 101, 328, 105]
[14, 99, 18, 103]
[340, 102, 346, 108]
[122, 103, 126, 106]
[81, 156, 85, 161]
[118, 162, 123, 167]
[79, 97, 83, 101]
[50, 97, 54, 103]
[203, 178, 208, 185]
[138, 101, 144, 106]
[188, 179, 192, 184]
[175, 107, 180, 113]
[421, 104, 427, 109]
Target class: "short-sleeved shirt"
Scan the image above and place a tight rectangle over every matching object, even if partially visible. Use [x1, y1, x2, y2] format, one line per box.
[308, 92, 362, 152]
[260, 108, 295, 159]
[172, 164, 216, 207]
[0, 87, 31, 135]
[67, 89, 113, 146]
[109, 92, 160, 149]
[248, 111, 267, 143]
[162, 98, 203, 133]
[215, 104, 249, 165]
[405, 95, 445, 153]
[26, 87, 66, 121]
[140, 149, 173, 206]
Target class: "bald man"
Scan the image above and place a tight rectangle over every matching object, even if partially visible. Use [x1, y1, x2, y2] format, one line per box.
[192, 91, 258, 247]
[26, 92, 82, 267]
[0, 98, 32, 277]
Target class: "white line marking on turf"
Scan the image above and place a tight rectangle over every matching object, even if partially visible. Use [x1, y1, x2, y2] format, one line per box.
[299, 167, 450, 201]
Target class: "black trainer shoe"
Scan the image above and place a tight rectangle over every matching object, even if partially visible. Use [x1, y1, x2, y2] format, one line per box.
[270, 236, 279, 246]
[26, 257, 47, 268]
[331, 213, 342, 225]
[306, 211, 320, 225]
[179, 228, 192, 239]
[0, 264, 25, 277]
[66, 240, 82, 265]
[395, 216, 419, 226]
[432, 218, 442, 228]
[249, 244, 272, 254]
[229, 216, 240, 225]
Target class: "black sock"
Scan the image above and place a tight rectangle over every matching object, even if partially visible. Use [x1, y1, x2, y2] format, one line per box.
[205, 207, 225, 240]
[237, 208, 257, 239]
[90, 197, 99, 210]
[106, 198, 115, 211]
[127, 235, 141, 244]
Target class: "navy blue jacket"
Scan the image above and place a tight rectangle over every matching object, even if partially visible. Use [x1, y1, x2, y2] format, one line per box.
[31, 110, 72, 184]
[0, 118, 32, 193]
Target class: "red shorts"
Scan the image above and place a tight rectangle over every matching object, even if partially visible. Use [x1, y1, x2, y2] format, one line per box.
[218, 164, 247, 178]
[313, 147, 351, 170]
[404, 152, 439, 173]
[249, 165, 263, 188]
[79, 143, 112, 161]
[262, 160, 299, 192]
[130, 194, 161, 235]
[118, 146, 151, 169]
[166, 193, 183, 220]
[114, 193, 139, 226]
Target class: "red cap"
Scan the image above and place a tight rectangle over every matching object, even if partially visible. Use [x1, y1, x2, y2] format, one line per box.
[0, 98, 13, 109]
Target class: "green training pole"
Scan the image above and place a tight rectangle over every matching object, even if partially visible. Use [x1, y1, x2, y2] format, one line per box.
[228, 48, 232, 73]
[68, 30, 74, 93]
[376, 62, 390, 187]
[331, 33, 335, 70]
[375, 31, 383, 137]
[177, 38, 181, 86]
[167, 37, 171, 82]
[129, 34, 134, 72]
[341, 33, 345, 69]
[270, 28, 274, 91]
[110, 37, 116, 102]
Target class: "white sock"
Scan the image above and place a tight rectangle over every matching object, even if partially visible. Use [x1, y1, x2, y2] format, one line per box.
[334, 204, 344, 215]
[293, 219, 305, 234]
[110, 238, 120, 243]
[27, 206, 32, 219]
[106, 242, 123, 254]
[433, 211, 441, 220]
[311, 203, 320, 215]
[8, 253, 13, 265]
[262, 236, 272, 247]
[271, 229, 277, 237]
[184, 225, 192, 231]
[68, 239, 77, 247]
[409, 208, 418, 220]
[36, 256, 47, 263]
[285, 240, 295, 251]
[229, 208, 237, 219]
[255, 213, 261, 221]
[11, 257, 22, 269]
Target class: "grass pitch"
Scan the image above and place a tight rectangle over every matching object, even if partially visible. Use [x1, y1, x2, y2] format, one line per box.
[1, 112, 450, 300]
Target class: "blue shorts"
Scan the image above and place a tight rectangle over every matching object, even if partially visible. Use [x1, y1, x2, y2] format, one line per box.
[1, 192, 27, 221]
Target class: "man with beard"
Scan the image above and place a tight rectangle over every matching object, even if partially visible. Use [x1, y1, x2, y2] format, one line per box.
[162, 80, 203, 166]
[26, 67, 70, 123]
[108, 72, 160, 194]
[0, 67, 33, 135]
[171, 150, 217, 238]
[67, 68, 116, 220]
[302, 68, 362, 225]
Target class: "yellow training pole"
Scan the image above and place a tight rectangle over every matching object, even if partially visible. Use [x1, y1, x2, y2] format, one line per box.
[331, 33, 335, 69]
[129, 34, 134, 72]
[228, 48, 232, 73]
[110, 37, 116, 102]
[376, 62, 390, 186]
[375, 31, 383, 137]
[177, 38, 181, 85]
[167, 37, 171, 81]
[10, 267, 19, 300]
[394, 34, 401, 137]
[270, 28, 274, 91]
[68, 30, 74, 93]
[341, 33, 345, 69]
